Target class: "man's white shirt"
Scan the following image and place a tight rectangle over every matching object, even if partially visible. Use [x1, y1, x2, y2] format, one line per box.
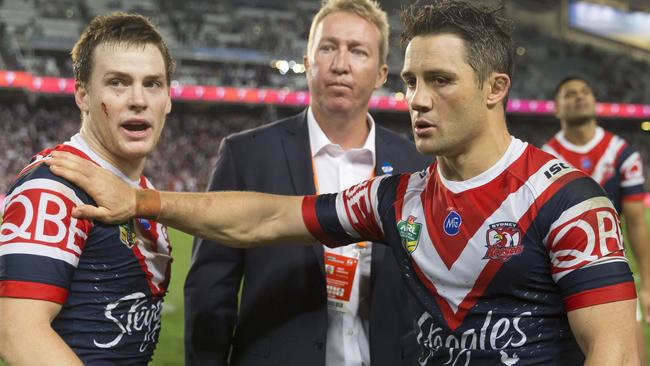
[307, 107, 375, 366]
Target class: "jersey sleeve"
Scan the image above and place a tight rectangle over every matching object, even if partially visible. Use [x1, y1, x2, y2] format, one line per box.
[0, 165, 93, 304]
[302, 174, 402, 248]
[618, 147, 646, 201]
[543, 178, 636, 312]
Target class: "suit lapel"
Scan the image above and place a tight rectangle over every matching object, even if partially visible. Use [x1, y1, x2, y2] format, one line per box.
[369, 129, 394, 296]
[281, 110, 316, 196]
[280, 110, 325, 271]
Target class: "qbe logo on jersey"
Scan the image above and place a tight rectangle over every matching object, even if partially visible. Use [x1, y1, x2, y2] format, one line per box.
[483, 222, 523, 262]
[1, 182, 88, 256]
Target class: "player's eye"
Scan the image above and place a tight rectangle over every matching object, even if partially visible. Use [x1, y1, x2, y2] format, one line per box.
[108, 78, 126, 87]
[144, 80, 163, 88]
[433, 77, 450, 87]
[402, 77, 416, 90]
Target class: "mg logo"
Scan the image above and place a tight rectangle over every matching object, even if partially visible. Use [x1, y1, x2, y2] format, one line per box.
[443, 210, 462, 236]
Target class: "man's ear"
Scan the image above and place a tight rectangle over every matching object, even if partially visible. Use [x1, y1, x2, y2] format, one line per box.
[165, 92, 172, 115]
[374, 63, 389, 90]
[75, 82, 89, 114]
[303, 54, 311, 74]
[486, 73, 510, 108]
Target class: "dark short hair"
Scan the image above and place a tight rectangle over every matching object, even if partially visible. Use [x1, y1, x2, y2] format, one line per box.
[553, 76, 593, 101]
[71, 12, 175, 86]
[400, 0, 513, 88]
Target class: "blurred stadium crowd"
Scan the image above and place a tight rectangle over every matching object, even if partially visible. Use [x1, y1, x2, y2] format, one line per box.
[0, 0, 649, 195]
[1, 0, 650, 101]
[0, 100, 648, 196]
[0, 101, 267, 193]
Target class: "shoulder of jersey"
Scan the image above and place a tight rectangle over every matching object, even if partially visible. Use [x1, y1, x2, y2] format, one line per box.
[8, 155, 93, 206]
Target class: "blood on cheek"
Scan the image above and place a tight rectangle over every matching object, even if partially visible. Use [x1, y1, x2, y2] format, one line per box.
[101, 102, 109, 118]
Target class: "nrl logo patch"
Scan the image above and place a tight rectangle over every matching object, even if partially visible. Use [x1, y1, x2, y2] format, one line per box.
[119, 222, 137, 249]
[483, 222, 523, 262]
[397, 215, 422, 254]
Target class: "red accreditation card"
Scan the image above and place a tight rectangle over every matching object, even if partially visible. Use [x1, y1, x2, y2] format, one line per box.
[324, 251, 359, 303]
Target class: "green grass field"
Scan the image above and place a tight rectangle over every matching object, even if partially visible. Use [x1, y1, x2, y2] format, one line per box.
[1, 213, 649, 365]
[150, 229, 193, 366]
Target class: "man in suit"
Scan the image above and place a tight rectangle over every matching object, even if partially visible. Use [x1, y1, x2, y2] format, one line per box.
[183, 0, 430, 365]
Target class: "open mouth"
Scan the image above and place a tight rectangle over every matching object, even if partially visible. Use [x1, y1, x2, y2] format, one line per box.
[122, 122, 150, 131]
[120, 120, 152, 137]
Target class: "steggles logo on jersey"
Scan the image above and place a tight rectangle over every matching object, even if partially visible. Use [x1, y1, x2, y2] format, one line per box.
[416, 310, 529, 366]
[93, 292, 163, 352]
[398, 215, 422, 253]
[483, 222, 523, 262]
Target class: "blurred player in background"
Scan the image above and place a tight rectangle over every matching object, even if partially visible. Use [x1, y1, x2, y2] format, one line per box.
[0, 13, 174, 365]
[44, 0, 640, 365]
[183, 0, 429, 365]
[544, 75, 650, 365]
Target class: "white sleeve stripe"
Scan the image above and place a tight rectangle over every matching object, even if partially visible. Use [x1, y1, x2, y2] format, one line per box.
[551, 255, 627, 282]
[335, 190, 361, 239]
[621, 177, 645, 188]
[369, 176, 385, 235]
[620, 151, 642, 171]
[543, 196, 614, 244]
[335, 175, 388, 239]
[581, 256, 628, 268]
[619, 151, 645, 187]
[0, 242, 80, 266]
[5, 178, 85, 207]
[590, 138, 625, 184]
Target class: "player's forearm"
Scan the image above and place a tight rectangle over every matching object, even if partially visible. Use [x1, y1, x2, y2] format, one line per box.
[155, 191, 313, 247]
[625, 214, 650, 279]
[0, 313, 83, 366]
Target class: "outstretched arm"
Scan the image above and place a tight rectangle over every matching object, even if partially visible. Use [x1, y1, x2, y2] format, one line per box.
[152, 190, 308, 246]
[46, 151, 315, 248]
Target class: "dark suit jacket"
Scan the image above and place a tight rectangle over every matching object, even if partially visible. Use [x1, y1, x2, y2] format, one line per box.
[184, 110, 432, 366]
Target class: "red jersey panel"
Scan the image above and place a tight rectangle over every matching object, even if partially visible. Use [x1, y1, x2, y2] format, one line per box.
[303, 138, 635, 365]
[543, 126, 646, 212]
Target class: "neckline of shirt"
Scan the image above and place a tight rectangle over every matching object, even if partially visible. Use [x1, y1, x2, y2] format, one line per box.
[436, 136, 527, 194]
[556, 126, 604, 154]
[65, 133, 143, 188]
[307, 107, 376, 164]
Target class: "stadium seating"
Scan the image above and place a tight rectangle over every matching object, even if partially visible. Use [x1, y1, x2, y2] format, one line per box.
[1, 0, 649, 102]
[0, 0, 648, 196]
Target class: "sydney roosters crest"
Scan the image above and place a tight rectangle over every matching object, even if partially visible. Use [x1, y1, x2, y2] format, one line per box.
[483, 222, 523, 262]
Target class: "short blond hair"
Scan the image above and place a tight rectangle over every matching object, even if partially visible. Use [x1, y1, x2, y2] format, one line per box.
[307, 0, 389, 65]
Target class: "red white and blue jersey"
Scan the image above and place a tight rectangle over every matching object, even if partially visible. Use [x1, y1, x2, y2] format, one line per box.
[302, 138, 636, 365]
[0, 134, 172, 365]
[543, 126, 646, 213]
